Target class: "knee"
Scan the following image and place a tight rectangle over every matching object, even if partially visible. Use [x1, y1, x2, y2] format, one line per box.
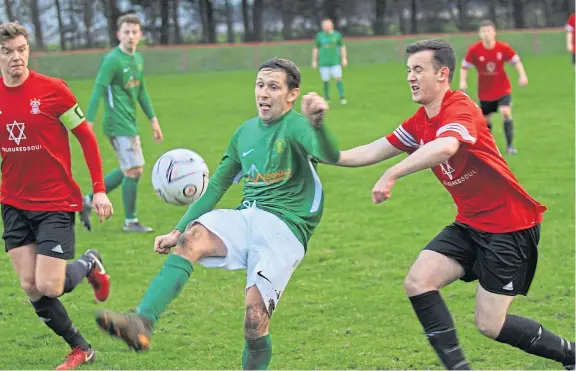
[36, 280, 64, 298]
[500, 109, 512, 121]
[404, 271, 437, 297]
[244, 302, 269, 339]
[20, 278, 38, 297]
[474, 309, 504, 339]
[124, 167, 143, 179]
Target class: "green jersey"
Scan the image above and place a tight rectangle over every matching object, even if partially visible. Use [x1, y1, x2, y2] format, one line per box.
[175, 109, 340, 249]
[314, 31, 344, 67]
[86, 46, 156, 137]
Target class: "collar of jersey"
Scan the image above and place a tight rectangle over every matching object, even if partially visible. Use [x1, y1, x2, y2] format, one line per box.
[259, 109, 293, 127]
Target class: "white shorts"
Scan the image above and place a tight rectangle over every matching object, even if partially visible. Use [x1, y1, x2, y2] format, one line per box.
[194, 206, 305, 316]
[319, 65, 343, 81]
[109, 136, 145, 171]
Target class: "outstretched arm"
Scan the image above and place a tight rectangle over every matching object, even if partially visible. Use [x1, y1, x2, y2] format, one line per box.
[337, 137, 402, 167]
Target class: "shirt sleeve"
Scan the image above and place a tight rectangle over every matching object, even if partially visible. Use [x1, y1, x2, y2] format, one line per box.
[435, 102, 478, 145]
[385, 116, 419, 153]
[314, 33, 321, 48]
[566, 15, 575, 31]
[294, 121, 340, 164]
[503, 44, 520, 64]
[86, 56, 117, 122]
[174, 133, 242, 232]
[54, 80, 86, 131]
[337, 32, 344, 46]
[462, 47, 475, 69]
[138, 77, 156, 120]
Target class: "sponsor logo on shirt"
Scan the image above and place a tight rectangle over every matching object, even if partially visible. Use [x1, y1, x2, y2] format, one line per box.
[3, 121, 43, 153]
[245, 164, 291, 185]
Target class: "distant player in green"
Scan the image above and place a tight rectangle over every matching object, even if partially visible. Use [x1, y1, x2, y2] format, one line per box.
[95, 58, 340, 370]
[312, 18, 348, 104]
[80, 13, 164, 233]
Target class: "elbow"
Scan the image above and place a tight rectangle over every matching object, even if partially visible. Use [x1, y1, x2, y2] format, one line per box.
[441, 141, 460, 159]
[326, 150, 341, 165]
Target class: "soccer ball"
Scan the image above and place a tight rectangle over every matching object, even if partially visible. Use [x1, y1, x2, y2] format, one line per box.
[151, 149, 209, 206]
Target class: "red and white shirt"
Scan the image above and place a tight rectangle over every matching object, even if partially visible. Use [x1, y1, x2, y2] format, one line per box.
[0, 70, 105, 212]
[566, 14, 575, 53]
[386, 90, 546, 233]
[462, 41, 519, 101]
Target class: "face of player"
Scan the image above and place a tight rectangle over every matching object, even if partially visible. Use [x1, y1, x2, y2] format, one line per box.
[117, 22, 142, 53]
[322, 20, 334, 33]
[0, 35, 29, 80]
[406, 50, 450, 106]
[255, 69, 299, 123]
[479, 25, 496, 45]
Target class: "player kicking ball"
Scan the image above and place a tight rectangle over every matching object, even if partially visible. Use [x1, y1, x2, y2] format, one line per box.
[334, 39, 575, 370]
[0, 23, 113, 370]
[95, 58, 341, 370]
[459, 20, 528, 155]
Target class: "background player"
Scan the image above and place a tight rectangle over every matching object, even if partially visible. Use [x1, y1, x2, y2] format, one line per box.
[81, 13, 163, 233]
[333, 39, 575, 370]
[565, 13, 575, 65]
[0, 22, 113, 370]
[95, 58, 340, 370]
[312, 18, 348, 104]
[459, 20, 528, 155]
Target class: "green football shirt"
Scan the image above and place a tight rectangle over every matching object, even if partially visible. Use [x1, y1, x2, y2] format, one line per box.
[175, 109, 340, 249]
[314, 31, 344, 67]
[86, 46, 156, 137]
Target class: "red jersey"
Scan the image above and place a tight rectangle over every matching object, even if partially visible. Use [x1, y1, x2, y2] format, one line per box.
[462, 41, 519, 101]
[566, 14, 575, 53]
[0, 70, 101, 212]
[386, 90, 546, 233]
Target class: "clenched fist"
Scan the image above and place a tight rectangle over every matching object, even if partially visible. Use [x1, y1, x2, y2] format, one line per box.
[301, 92, 329, 127]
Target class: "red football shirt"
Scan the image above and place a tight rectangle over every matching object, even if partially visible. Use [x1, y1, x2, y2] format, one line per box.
[462, 41, 519, 101]
[566, 14, 575, 53]
[0, 70, 88, 212]
[386, 90, 546, 233]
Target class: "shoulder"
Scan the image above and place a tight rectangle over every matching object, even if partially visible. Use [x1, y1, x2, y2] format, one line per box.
[33, 72, 70, 92]
[101, 50, 121, 66]
[234, 116, 260, 135]
[468, 41, 482, 52]
[442, 91, 480, 116]
[496, 41, 514, 50]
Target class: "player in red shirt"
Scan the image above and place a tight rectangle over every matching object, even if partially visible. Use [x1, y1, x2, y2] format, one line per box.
[565, 13, 575, 65]
[0, 23, 113, 370]
[459, 20, 528, 155]
[334, 39, 574, 370]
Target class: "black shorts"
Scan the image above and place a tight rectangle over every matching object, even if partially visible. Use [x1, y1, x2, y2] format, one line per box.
[572, 53, 575, 65]
[2, 204, 76, 259]
[424, 222, 540, 296]
[480, 94, 512, 116]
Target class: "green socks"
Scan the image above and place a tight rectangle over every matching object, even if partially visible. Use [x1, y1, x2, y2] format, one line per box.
[122, 176, 139, 220]
[323, 81, 330, 100]
[336, 80, 345, 98]
[88, 168, 124, 200]
[136, 254, 193, 323]
[242, 334, 272, 370]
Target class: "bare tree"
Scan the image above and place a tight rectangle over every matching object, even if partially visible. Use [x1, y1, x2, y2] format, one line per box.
[198, 0, 216, 43]
[224, 0, 235, 43]
[83, 0, 94, 48]
[4, 0, 14, 21]
[241, 0, 253, 41]
[457, 0, 468, 31]
[512, 0, 526, 28]
[410, 0, 418, 33]
[172, 0, 182, 44]
[103, 0, 121, 46]
[373, 0, 388, 35]
[28, 0, 45, 50]
[281, 0, 294, 40]
[252, 0, 263, 41]
[53, 0, 66, 50]
[160, 0, 169, 44]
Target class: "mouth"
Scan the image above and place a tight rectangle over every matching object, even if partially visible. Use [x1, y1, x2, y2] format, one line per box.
[258, 102, 271, 112]
[410, 85, 420, 93]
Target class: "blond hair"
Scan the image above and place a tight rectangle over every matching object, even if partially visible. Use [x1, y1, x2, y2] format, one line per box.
[117, 13, 142, 29]
[0, 22, 29, 45]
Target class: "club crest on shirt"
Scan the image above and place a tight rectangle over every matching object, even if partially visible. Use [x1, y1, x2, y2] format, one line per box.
[30, 98, 41, 115]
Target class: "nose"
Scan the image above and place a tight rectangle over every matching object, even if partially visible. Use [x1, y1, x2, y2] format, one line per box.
[407, 72, 415, 82]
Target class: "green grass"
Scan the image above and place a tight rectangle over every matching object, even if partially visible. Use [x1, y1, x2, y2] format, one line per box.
[0, 55, 574, 370]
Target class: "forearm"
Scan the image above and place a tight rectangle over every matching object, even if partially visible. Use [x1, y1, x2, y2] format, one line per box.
[387, 138, 459, 179]
[312, 48, 318, 63]
[460, 68, 468, 84]
[174, 182, 225, 232]
[567, 33, 573, 50]
[309, 125, 340, 164]
[337, 137, 402, 167]
[139, 88, 156, 120]
[86, 84, 106, 122]
[72, 122, 106, 193]
[341, 46, 347, 60]
[514, 61, 527, 77]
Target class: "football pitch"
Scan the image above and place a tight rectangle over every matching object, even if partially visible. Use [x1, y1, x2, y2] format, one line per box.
[0, 54, 574, 370]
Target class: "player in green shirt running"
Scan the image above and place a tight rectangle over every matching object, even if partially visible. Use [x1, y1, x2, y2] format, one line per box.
[80, 14, 164, 233]
[312, 18, 348, 105]
[95, 58, 340, 370]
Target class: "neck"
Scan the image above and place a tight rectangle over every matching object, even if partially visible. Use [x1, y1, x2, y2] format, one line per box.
[264, 107, 292, 125]
[423, 87, 450, 118]
[119, 44, 135, 55]
[3, 68, 30, 87]
[482, 40, 495, 49]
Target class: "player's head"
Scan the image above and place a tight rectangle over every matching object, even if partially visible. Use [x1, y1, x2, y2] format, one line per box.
[255, 58, 301, 123]
[0, 22, 30, 79]
[116, 13, 142, 53]
[478, 20, 496, 45]
[322, 19, 334, 32]
[405, 39, 456, 105]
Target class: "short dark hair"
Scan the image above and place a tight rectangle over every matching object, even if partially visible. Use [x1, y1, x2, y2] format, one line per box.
[258, 58, 301, 90]
[117, 13, 142, 29]
[479, 20, 496, 29]
[405, 39, 456, 83]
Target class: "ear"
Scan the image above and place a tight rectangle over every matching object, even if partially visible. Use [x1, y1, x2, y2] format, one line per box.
[287, 87, 300, 104]
[438, 66, 450, 82]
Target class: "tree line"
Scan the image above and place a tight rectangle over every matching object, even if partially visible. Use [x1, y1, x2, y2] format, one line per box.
[2, 0, 574, 51]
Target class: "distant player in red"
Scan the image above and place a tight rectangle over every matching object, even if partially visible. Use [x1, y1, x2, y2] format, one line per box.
[565, 13, 575, 65]
[459, 20, 528, 155]
[333, 39, 575, 370]
[0, 23, 113, 369]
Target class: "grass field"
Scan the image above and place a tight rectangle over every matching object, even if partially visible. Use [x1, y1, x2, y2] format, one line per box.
[0, 54, 574, 370]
